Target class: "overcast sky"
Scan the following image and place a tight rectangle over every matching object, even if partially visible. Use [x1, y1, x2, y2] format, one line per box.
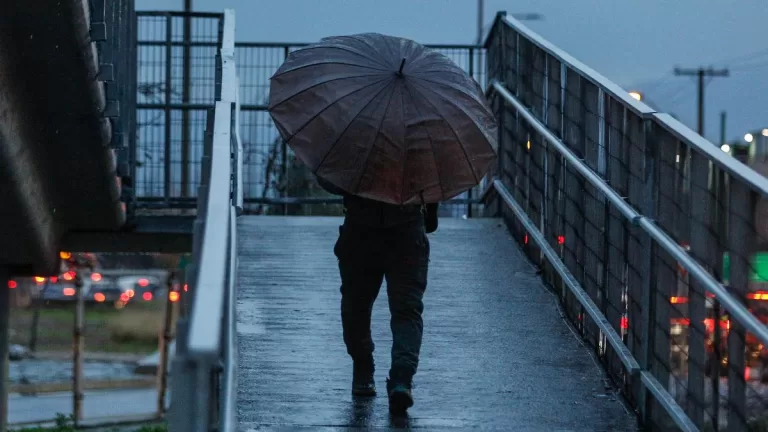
[136, 0, 768, 144]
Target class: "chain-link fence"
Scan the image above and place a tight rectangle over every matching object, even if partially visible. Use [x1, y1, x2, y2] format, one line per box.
[136, 12, 487, 216]
[486, 12, 768, 432]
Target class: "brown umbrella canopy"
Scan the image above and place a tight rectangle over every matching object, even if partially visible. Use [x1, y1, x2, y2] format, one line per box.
[268, 33, 497, 205]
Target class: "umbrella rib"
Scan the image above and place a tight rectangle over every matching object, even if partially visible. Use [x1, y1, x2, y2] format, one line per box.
[401, 80, 446, 202]
[407, 81, 481, 185]
[350, 80, 397, 195]
[271, 61, 388, 80]
[280, 77, 392, 145]
[291, 44, 390, 69]
[408, 74, 487, 108]
[313, 79, 396, 173]
[410, 79, 496, 156]
[269, 73, 386, 109]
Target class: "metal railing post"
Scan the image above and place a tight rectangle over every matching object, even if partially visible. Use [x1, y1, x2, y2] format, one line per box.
[72, 271, 85, 426]
[0, 268, 9, 432]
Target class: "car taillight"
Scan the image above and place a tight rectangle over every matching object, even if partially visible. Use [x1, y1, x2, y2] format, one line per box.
[142, 292, 153, 301]
[183, 284, 188, 292]
[63, 288, 76, 296]
[671, 296, 688, 304]
[138, 278, 149, 287]
[94, 293, 106, 302]
[120, 292, 130, 302]
[169, 291, 180, 302]
[126, 289, 135, 298]
[91, 273, 102, 282]
[7, 280, 17, 289]
[747, 291, 768, 301]
[63, 271, 75, 281]
[34, 276, 45, 284]
[50, 276, 58, 283]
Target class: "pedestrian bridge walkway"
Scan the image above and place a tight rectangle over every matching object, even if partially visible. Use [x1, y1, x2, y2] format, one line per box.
[4, 5, 768, 432]
[235, 217, 636, 430]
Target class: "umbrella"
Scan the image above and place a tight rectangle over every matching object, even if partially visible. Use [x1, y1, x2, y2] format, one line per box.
[268, 33, 497, 205]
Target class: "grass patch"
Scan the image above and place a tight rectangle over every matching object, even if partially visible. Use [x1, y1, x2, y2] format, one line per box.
[10, 301, 177, 355]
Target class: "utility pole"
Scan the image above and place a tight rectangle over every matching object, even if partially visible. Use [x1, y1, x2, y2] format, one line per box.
[476, 0, 484, 45]
[673, 67, 729, 137]
[181, 0, 192, 197]
[719, 111, 727, 147]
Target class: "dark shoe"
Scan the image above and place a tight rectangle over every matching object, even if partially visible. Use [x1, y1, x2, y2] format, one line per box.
[386, 377, 414, 413]
[352, 359, 376, 396]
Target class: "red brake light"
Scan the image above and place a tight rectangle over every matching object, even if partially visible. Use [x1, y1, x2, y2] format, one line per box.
[94, 293, 106, 302]
[138, 278, 149, 287]
[142, 292, 153, 301]
[120, 293, 130, 302]
[747, 291, 768, 301]
[620, 316, 628, 330]
[91, 273, 102, 282]
[34, 276, 45, 284]
[8, 280, 17, 289]
[63, 271, 75, 281]
[557, 235, 565, 245]
[670, 296, 688, 304]
[50, 276, 58, 283]
[183, 284, 188, 292]
[169, 291, 180, 302]
[63, 288, 76, 296]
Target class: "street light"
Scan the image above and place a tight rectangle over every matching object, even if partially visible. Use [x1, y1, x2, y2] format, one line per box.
[628, 91, 643, 101]
[476, 0, 543, 44]
[762, 128, 768, 137]
[745, 133, 755, 143]
[720, 143, 731, 153]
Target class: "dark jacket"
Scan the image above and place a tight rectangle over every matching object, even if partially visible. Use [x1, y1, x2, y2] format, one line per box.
[317, 175, 438, 233]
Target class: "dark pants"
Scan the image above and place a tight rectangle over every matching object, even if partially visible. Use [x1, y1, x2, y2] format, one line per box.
[334, 219, 430, 381]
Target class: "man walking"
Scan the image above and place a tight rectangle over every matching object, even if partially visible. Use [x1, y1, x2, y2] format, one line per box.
[318, 175, 438, 413]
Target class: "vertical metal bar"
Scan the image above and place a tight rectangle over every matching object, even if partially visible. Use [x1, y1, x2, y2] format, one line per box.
[281, 46, 289, 216]
[181, 4, 193, 198]
[496, 17, 506, 217]
[0, 268, 9, 432]
[726, 178, 751, 432]
[164, 14, 173, 200]
[638, 119, 657, 423]
[157, 271, 176, 417]
[467, 47, 475, 218]
[73, 273, 85, 426]
[687, 148, 710, 427]
[711, 166, 727, 431]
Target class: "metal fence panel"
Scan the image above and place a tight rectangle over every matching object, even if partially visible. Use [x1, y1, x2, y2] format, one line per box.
[486, 12, 768, 432]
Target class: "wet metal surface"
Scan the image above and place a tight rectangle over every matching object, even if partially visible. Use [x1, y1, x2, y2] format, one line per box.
[236, 216, 638, 431]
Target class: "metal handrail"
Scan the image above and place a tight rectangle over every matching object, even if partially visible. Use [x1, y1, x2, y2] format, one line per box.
[169, 8, 240, 432]
[482, 178, 698, 432]
[489, 79, 768, 349]
[495, 14, 655, 116]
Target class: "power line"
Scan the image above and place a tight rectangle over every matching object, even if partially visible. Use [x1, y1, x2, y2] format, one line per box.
[673, 67, 729, 137]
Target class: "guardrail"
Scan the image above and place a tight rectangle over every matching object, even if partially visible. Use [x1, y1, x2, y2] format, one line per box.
[485, 11, 768, 432]
[168, 9, 241, 432]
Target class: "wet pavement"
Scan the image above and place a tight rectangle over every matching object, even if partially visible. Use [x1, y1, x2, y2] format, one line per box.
[236, 216, 639, 431]
[8, 388, 161, 424]
[10, 359, 137, 383]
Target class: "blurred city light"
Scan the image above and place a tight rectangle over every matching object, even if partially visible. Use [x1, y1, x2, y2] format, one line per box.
[721, 143, 731, 153]
[745, 133, 754, 143]
[628, 91, 643, 101]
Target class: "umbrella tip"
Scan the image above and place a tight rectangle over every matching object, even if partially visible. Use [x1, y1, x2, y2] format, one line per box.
[398, 58, 406, 76]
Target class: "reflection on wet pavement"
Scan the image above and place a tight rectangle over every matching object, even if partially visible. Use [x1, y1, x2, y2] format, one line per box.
[236, 217, 638, 431]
